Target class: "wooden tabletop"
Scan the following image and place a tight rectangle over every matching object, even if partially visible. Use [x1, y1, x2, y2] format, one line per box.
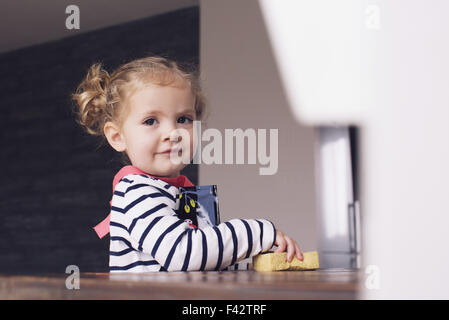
[0, 268, 360, 300]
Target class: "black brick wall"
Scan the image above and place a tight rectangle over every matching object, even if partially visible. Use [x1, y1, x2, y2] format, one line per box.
[0, 7, 199, 274]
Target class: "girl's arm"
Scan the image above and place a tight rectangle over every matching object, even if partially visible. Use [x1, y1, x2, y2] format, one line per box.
[110, 176, 276, 271]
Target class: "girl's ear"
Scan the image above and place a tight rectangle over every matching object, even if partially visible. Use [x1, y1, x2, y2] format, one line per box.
[104, 121, 126, 152]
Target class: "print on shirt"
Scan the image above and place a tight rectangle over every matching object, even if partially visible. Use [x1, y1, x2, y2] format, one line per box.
[175, 188, 199, 229]
[175, 185, 220, 229]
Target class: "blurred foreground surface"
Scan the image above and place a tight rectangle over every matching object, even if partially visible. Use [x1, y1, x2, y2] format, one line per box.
[0, 269, 359, 300]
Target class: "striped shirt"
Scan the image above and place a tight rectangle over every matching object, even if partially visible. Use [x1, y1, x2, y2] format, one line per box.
[109, 173, 277, 272]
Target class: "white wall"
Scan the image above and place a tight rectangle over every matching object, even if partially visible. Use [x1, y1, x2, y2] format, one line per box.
[199, 0, 318, 252]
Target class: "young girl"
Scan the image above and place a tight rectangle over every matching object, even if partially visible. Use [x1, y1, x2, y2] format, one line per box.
[72, 56, 303, 272]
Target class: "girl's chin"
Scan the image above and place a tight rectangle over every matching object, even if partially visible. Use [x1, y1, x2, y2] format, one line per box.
[151, 164, 185, 177]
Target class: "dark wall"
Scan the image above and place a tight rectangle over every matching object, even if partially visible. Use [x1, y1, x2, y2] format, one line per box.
[0, 7, 199, 274]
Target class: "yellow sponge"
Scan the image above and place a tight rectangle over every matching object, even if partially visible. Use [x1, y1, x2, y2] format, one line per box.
[253, 251, 320, 272]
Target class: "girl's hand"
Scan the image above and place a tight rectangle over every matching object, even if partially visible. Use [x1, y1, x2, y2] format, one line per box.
[275, 230, 304, 262]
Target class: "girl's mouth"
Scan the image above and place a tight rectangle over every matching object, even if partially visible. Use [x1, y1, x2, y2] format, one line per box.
[158, 148, 182, 155]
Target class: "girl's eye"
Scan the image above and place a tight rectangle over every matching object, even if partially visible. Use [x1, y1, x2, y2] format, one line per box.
[178, 116, 193, 124]
[144, 118, 157, 126]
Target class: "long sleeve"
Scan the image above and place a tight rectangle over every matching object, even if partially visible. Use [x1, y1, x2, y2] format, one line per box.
[109, 174, 276, 272]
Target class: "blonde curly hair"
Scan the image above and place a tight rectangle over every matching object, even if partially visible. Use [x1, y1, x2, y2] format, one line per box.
[72, 56, 207, 137]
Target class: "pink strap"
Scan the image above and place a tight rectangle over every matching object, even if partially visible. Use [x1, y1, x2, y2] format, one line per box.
[94, 214, 111, 239]
[93, 166, 194, 238]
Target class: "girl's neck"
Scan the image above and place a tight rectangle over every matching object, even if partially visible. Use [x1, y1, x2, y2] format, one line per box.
[152, 172, 181, 179]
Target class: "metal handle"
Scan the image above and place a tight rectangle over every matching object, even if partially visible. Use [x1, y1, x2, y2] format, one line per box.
[348, 201, 361, 254]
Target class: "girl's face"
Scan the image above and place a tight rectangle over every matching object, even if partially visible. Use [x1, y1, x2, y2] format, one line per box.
[119, 83, 196, 177]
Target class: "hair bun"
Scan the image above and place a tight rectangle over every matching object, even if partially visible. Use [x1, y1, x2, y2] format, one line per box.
[72, 63, 111, 136]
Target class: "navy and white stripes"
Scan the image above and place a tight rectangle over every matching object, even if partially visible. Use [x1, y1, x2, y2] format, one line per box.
[109, 174, 276, 272]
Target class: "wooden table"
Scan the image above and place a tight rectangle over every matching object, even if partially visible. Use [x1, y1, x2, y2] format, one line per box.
[0, 269, 360, 300]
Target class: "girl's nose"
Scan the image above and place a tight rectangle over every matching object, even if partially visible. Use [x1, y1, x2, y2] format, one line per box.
[161, 122, 182, 142]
